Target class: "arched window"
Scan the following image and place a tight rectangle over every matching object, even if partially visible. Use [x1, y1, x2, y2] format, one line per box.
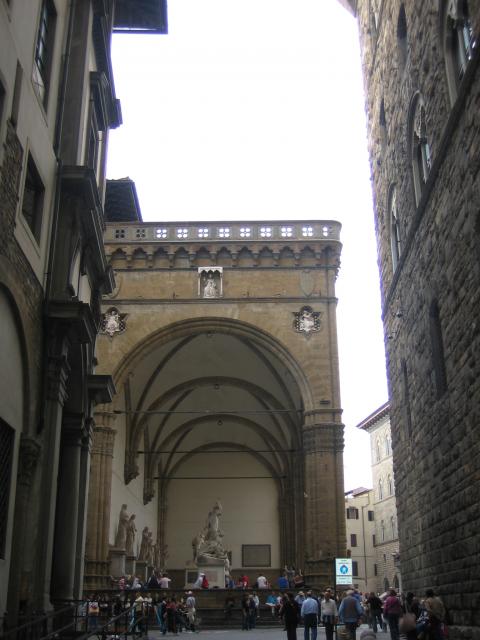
[385, 435, 391, 456]
[376, 438, 381, 462]
[379, 479, 383, 500]
[397, 5, 408, 70]
[388, 187, 402, 269]
[409, 94, 432, 205]
[443, 0, 476, 103]
[388, 475, 394, 496]
[381, 520, 385, 541]
[430, 299, 448, 398]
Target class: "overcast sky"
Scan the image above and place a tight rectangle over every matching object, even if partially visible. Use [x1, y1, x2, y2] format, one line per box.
[107, 0, 389, 490]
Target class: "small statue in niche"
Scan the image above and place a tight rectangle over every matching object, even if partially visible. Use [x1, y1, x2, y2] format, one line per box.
[138, 526, 150, 561]
[203, 273, 218, 298]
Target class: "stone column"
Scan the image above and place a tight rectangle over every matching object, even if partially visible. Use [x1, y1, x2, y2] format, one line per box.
[34, 347, 70, 611]
[73, 421, 93, 598]
[51, 414, 88, 600]
[84, 409, 116, 590]
[302, 417, 345, 587]
[7, 436, 42, 625]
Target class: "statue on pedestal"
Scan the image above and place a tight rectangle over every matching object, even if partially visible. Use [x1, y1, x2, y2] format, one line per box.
[115, 504, 129, 549]
[139, 526, 150, 561]
[195, 501, 229, 566]
[126, 514, 137, 556]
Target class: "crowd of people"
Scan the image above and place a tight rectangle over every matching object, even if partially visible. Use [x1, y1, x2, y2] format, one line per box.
[83, 579, 449, 640]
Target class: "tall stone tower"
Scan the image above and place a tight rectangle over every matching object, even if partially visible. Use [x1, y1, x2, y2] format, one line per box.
[343, 0, 480, 634]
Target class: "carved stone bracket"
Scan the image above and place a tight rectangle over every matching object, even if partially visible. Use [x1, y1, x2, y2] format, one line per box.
[124, 450, 139, 484]
[18, 436, 42, 488]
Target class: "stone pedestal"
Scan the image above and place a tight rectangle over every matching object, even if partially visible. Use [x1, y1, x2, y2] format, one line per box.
[196, 563, 226, 588]
[109, 548, 126, 577]
[126, 555, 136, 576]
[136, 560, 148, 582]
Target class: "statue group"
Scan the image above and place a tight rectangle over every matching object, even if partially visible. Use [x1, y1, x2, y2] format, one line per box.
[114, 505, 166, 569]
[192, 501, 230, 573]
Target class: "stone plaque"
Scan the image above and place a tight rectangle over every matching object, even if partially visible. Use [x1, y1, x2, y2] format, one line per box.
[242, 544, 271, 567]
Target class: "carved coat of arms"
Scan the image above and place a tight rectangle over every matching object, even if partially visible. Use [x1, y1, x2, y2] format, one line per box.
[100, 308, 127, 337]
[293, 306, 321, 336]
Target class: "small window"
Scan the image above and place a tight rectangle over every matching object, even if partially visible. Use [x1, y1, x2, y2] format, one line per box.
[388, 187, 402, 270]
[0, 420, 15, 559]
[135, 228, 146, 239]
[397, 4, 408, 70]
[21, 154, 45, 242]
[156, 228, 168, 239]
[444, 0, 476, 103]
[115, 229, 125, 239]
[218, 227, 230, 238]
[281, 226, 293, 238]
[33, 0, 57, 105]
[352, 561, 359, 577]
[346, 506, 359, 519]
[374, 563, 378, 576]
[198, 227, 209, 238]
[302, 226, 313, 237]
[368, 510, 374, 521]
[410, 95, 432, 205]
[372, 534, 376, 546]
[240, 227, 251, 238]
[430, 300, 448, 398]
[177, 228, 188, 239]
[350, 534, 358, 547]
[260, 226, 272, 238]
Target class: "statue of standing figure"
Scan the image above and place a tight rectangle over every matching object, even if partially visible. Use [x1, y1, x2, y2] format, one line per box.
[125, 514, 137, 556]
[139, 526, 150, 561]
[115, 504, 129, 549]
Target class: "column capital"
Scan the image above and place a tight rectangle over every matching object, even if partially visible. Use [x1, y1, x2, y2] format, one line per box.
[91, 424, 116, 457]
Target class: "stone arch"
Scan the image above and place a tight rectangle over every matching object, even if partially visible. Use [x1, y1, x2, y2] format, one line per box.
[110, 247, 127, 269]
[153, 247, 169, 268]
[132, 247, 147, 268]
[237, 246, 254, 267]
[259, 246, 274, 267]
[173, 247, 190, 268]
[300, 246, 316, 266]
[279, 246, 295, 267]
[216, 247, 232, 266]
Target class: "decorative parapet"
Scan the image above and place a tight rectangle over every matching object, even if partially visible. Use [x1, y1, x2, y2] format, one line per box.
[105, 220, 341, 244]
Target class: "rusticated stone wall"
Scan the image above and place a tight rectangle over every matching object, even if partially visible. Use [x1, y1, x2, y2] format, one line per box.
[353, 1, 480, 636]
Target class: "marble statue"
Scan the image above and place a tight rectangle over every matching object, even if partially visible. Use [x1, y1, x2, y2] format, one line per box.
[125, 514, 137, 556]
[115, 504, 129, 549]
[195, 501, 229, 565]
[203, 274, 218, 298]
[139, 526, 150, 561]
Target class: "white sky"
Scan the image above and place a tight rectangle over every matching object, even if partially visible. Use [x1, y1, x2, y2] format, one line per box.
[107, 0, 389, 490]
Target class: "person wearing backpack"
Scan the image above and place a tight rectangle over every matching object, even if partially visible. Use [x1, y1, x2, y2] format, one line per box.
[384, 589, 403, 640]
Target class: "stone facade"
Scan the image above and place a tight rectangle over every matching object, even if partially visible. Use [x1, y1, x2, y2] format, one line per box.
[344, 488, 376, 593]
[342, 1, 480, 636]
[0, 0, 167, 625]
[357, 403, 400, 594]
[92, 219, 347, 589]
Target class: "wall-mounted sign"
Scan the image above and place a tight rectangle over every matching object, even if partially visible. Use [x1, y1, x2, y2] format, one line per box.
[335, 558, 353, 585]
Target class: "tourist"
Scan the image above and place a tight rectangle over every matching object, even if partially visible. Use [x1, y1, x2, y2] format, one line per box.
[147, 570, 162, 589]
[300, 591, 319, 640]
[87, 594, 100, 632]
[285, 566, 295, 588]
[165, 596, 177, 634]
[155, 595, 167, 635]
[256, 574, 268, 589]
[294, 590, 305, 615]
[159, 573, 172, 589]
[423, 589, 446, 640]
[366, 592, 383, 633]
[280, 592, 299, 640]
[278, 573, 289, 590]
[338, 590, 364, 640]
[252, 592, 260, 619]
[201, 574, 209, 589]
[224, 595, 235, 619]
[266, 592, 278, 618]
[321, 590, 338, 640]
[193, 573, 205, 589]
[384, 589, 403, 640]
[293, 570, 305, 589]
[241, 594, 250, 630]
